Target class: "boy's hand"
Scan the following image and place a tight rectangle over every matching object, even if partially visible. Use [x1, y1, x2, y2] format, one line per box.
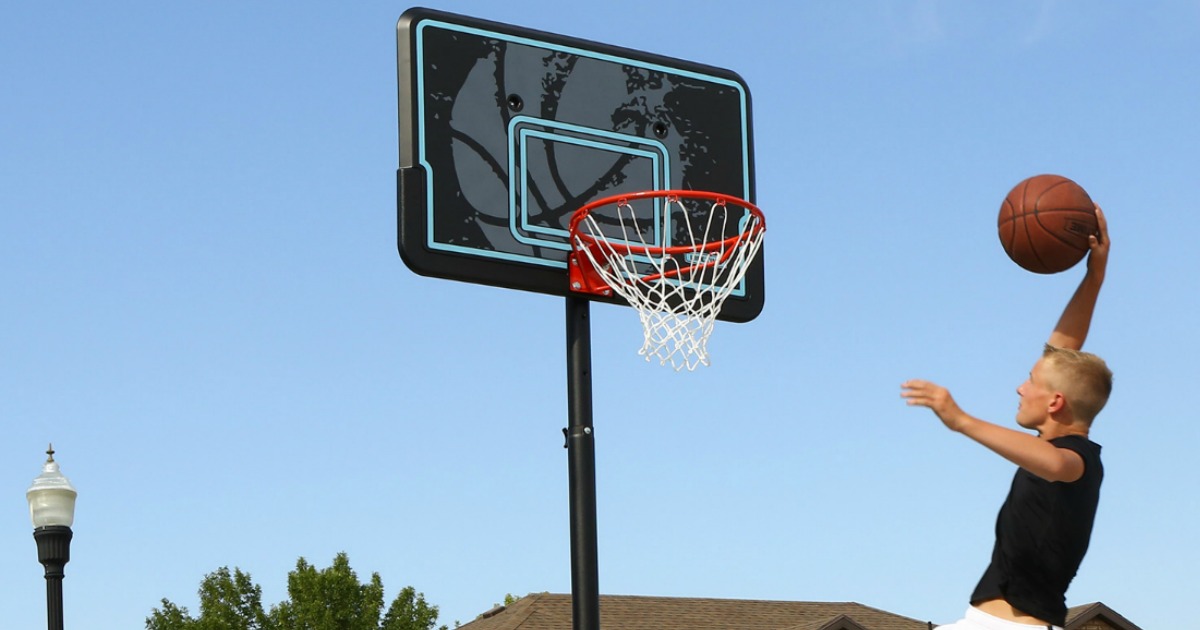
[1086, 205, 1110, 277]
[901, 380, 970, 432]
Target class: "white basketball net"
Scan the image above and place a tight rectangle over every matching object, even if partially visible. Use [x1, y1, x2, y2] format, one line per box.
[570, 193, 765, 371]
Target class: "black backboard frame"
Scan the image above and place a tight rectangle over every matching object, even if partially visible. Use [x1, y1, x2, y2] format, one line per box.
[396, 7, 763, 321]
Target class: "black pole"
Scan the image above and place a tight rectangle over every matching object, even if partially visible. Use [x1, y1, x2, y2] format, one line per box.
[564, 296, 600, 630]
[34, 525, 72, 630]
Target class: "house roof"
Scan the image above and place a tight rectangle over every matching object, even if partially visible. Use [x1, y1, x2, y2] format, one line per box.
[460, 593, 1145, 630]
[458, 593, 932, 630]
[1065, 602, 1144, 630]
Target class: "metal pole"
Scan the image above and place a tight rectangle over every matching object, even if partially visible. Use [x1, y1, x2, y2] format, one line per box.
[34, 525, 71, 630]
[45, 575, 64, 630]
[564, 296, 600, 630]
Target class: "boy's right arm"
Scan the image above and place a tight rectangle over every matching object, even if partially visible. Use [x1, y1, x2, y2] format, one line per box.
[1048, 206, 1109, 351]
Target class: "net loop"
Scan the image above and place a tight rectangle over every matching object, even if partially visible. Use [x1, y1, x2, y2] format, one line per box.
[568, 190, 765, 371]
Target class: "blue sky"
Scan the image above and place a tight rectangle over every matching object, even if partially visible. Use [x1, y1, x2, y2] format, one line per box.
[3, 1, 1197, 628]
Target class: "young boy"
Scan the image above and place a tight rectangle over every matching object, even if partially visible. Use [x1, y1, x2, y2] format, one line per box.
[902, 207, 1112, 630]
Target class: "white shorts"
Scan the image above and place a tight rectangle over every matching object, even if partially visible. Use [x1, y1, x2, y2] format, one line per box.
[936, 606, 1061, 630]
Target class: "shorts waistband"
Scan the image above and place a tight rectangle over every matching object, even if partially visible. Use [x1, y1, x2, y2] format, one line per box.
[963, 606, 1061, 630]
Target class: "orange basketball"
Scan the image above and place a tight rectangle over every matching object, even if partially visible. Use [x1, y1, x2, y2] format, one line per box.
[998, 174, 1098, 274]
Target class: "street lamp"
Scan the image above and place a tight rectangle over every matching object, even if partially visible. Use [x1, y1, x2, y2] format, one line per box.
[27, 444, 77, 630]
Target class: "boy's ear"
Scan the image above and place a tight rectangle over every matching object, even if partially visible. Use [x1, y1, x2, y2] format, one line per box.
[1049, 392, 1067, 414]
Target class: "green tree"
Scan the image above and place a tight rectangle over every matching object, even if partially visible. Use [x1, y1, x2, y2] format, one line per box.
[381, 586, 443, 630]
[146, 553, 446, 630]
[147, 567, 269, 630]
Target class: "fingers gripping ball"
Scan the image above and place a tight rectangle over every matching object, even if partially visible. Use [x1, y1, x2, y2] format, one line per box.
[998, 174, 1098, 274]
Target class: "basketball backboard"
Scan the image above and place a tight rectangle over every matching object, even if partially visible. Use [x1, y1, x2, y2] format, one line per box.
[396, 8, 762, 321]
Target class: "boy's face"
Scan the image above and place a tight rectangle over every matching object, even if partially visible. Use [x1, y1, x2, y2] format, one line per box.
[1016, 358, 1059, 431]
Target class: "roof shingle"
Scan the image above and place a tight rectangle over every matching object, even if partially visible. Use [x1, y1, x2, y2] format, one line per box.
[459, 593, 931, 630]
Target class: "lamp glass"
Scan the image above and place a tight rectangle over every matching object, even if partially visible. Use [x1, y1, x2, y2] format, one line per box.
[27, 456, 77, 528]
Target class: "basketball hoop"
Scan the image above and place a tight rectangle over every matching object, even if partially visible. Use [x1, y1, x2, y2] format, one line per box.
[568, 190, 766, 371]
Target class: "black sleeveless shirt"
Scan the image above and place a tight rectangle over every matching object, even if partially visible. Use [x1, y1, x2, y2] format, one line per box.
[969, 435, 1103, 627]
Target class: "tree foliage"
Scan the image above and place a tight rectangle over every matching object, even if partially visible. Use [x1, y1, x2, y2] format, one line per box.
[382, 586, 444, 630]
[147, 553, 446, 630]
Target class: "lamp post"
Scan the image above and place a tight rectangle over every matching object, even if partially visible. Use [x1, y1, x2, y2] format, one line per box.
[27, 444, 77, 630]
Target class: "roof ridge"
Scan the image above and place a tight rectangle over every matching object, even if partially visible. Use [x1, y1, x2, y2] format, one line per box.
[582, 593, 866, 605]
[1065, 601, 1144, 630]
[488, 591, 548, 629]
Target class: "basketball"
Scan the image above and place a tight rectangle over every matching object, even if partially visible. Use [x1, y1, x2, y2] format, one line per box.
[998, 174, 1098, 274]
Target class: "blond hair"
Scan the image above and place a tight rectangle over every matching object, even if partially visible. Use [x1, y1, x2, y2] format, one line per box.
[1041, 344, 1113, 424]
